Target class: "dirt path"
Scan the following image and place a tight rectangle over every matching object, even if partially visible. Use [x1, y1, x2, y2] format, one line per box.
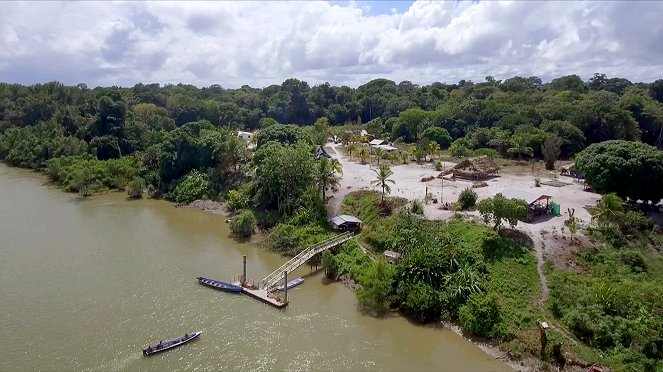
[524, 229, 550, 303]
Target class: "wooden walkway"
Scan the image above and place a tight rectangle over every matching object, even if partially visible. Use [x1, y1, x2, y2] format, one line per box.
[259, 232, 353, 291]
[232, 282, 287, 308]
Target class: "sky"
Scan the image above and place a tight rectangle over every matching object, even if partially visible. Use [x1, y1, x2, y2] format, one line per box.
[0, 1, 662, 88]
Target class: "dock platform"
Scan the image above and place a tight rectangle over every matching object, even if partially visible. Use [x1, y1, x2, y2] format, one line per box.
[233, 282, 288, 308]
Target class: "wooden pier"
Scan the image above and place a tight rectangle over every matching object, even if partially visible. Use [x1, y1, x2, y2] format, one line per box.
[232, 232, 353, 308]
[233, 282, 288, 308]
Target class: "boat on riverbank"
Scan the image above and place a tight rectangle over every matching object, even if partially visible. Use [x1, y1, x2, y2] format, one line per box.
[142, 331, 201, 356]
[196, 277, 242, 292]
[276, 277, 304, 291]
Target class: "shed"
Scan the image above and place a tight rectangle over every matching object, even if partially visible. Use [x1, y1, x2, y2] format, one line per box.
[329, 214, 363, 232]
[237, 130, 253, 141]
[375, 144, 397, 152]
[499, 188, 553, 221]
[500, 189, 552, 206]
[368, 139, 385, 146]
[383, 250, 402, 263]
[316, 146, 332, 160]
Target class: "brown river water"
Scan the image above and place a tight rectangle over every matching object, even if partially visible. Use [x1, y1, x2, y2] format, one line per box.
[0, 163, 511, 371]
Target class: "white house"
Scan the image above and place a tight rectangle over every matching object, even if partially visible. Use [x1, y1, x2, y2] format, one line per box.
[237, 131, 253, 141]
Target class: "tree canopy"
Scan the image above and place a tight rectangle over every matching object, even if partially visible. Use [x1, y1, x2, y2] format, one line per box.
[575, 140, 663, 203]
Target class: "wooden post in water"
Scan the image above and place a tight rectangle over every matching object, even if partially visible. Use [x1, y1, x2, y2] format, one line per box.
[283, 270, 288, 303]
[242, 255, 247, 286]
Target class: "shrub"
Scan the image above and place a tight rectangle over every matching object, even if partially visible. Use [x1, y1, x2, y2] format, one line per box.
[458, 188, 478, 210]
[168, 170, 211, 204]
[449, 141, 473, 158]
[473, 148, 499, 158]
[434, 161, 443, 171]
[620, 211, 653, 236]
[458, 293, 502, 337]
[410, 199, 424, 215]
[226, 189, 249, 211]
[230, 210, 257, 238]
[126, 177, 146, 199]
[620, 250, 648, 273]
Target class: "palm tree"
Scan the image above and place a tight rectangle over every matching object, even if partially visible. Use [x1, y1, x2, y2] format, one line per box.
[374, 147, 385, 165]
[371, 164, 396, 202]
[592, 193, 624, 228]
[345, 143, 359, 159]
[507, 135, 534, 161]
[428, 142, 440, 162]
[358, 147, 369, 164]
[315, 157, 343, 201]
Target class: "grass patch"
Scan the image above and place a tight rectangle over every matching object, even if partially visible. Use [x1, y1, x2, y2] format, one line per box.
[546, 239, 663, 371]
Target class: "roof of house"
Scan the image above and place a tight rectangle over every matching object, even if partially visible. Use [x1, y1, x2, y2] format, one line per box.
[375, 144, 397, 151]
[369, 139, 385, 146]
[316, 146, 332, 159]
[383, 250, 402, 259]
[329, 214, 363, 226]
[237, 130, 252, 136]
[500, 188, 552, 205]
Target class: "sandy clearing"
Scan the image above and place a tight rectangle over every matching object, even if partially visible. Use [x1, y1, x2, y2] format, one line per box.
[328, 142, 600, 229]
[327, 142, 603, 305]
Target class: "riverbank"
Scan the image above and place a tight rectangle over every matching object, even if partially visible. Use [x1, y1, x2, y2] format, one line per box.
[2, 163, 515, 371]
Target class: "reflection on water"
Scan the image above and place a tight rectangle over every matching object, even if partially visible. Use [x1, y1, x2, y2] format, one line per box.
[0, 163, 511, 371]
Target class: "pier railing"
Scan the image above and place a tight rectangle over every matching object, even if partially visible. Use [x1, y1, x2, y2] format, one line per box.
[259, 232, 353, 291]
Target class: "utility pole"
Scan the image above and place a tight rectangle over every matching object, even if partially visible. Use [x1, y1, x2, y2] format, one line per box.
[440, 162, 444, 204]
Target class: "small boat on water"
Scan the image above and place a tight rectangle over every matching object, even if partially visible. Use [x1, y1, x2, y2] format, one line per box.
[196, 276, 242, 293]
[142, 331, 201, 356]
[276, 277, 304, 291]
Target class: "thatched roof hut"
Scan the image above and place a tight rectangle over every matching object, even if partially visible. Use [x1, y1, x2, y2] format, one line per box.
[450, 156, 499, 180]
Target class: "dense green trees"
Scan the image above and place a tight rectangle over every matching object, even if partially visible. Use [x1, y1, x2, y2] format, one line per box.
[575, 140, 663, 203]
[254, 142, 315, 212]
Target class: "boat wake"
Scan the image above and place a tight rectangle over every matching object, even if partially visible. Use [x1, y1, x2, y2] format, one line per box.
[87, 352, 141, 372]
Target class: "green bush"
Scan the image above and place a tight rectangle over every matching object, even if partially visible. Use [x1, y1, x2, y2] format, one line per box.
[168, 170, 211, 204]
[226, 189, 249, 211]
[230, 210, 257, 238]
[266, 223, 333, 255]
[459, 293, 502, 337]
[620, 211, 653, 236]
[449, 141, 473, 158]
[458, 188, 478, 210]
[473, 148, 499, 158]
[409, 199, 424, 215]
[126, 177, 146, 199]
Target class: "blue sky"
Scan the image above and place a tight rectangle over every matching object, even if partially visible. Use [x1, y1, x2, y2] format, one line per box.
[330, 1, 415, 15]
[0, 1, 661, 88]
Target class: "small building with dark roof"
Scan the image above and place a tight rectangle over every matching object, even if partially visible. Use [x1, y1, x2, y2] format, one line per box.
[329, 214, 363, 232]
[316, 146, 332, 160]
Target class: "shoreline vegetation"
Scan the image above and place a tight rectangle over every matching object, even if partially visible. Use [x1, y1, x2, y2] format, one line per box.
[1, 77, 662, 371]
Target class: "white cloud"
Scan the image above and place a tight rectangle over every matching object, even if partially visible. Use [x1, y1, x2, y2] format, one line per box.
[0, 0, 661, 87]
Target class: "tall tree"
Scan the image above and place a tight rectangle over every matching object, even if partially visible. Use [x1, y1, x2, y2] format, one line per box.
[576, 140, 663, 203]
[315, 157, 342, 201]
[371, 164, 395, 202]
[541, 134, 563, 170]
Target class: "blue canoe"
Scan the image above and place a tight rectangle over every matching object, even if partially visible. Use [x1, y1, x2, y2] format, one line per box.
[276, 277, 304, 291]
[196, 277, 242, 293]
